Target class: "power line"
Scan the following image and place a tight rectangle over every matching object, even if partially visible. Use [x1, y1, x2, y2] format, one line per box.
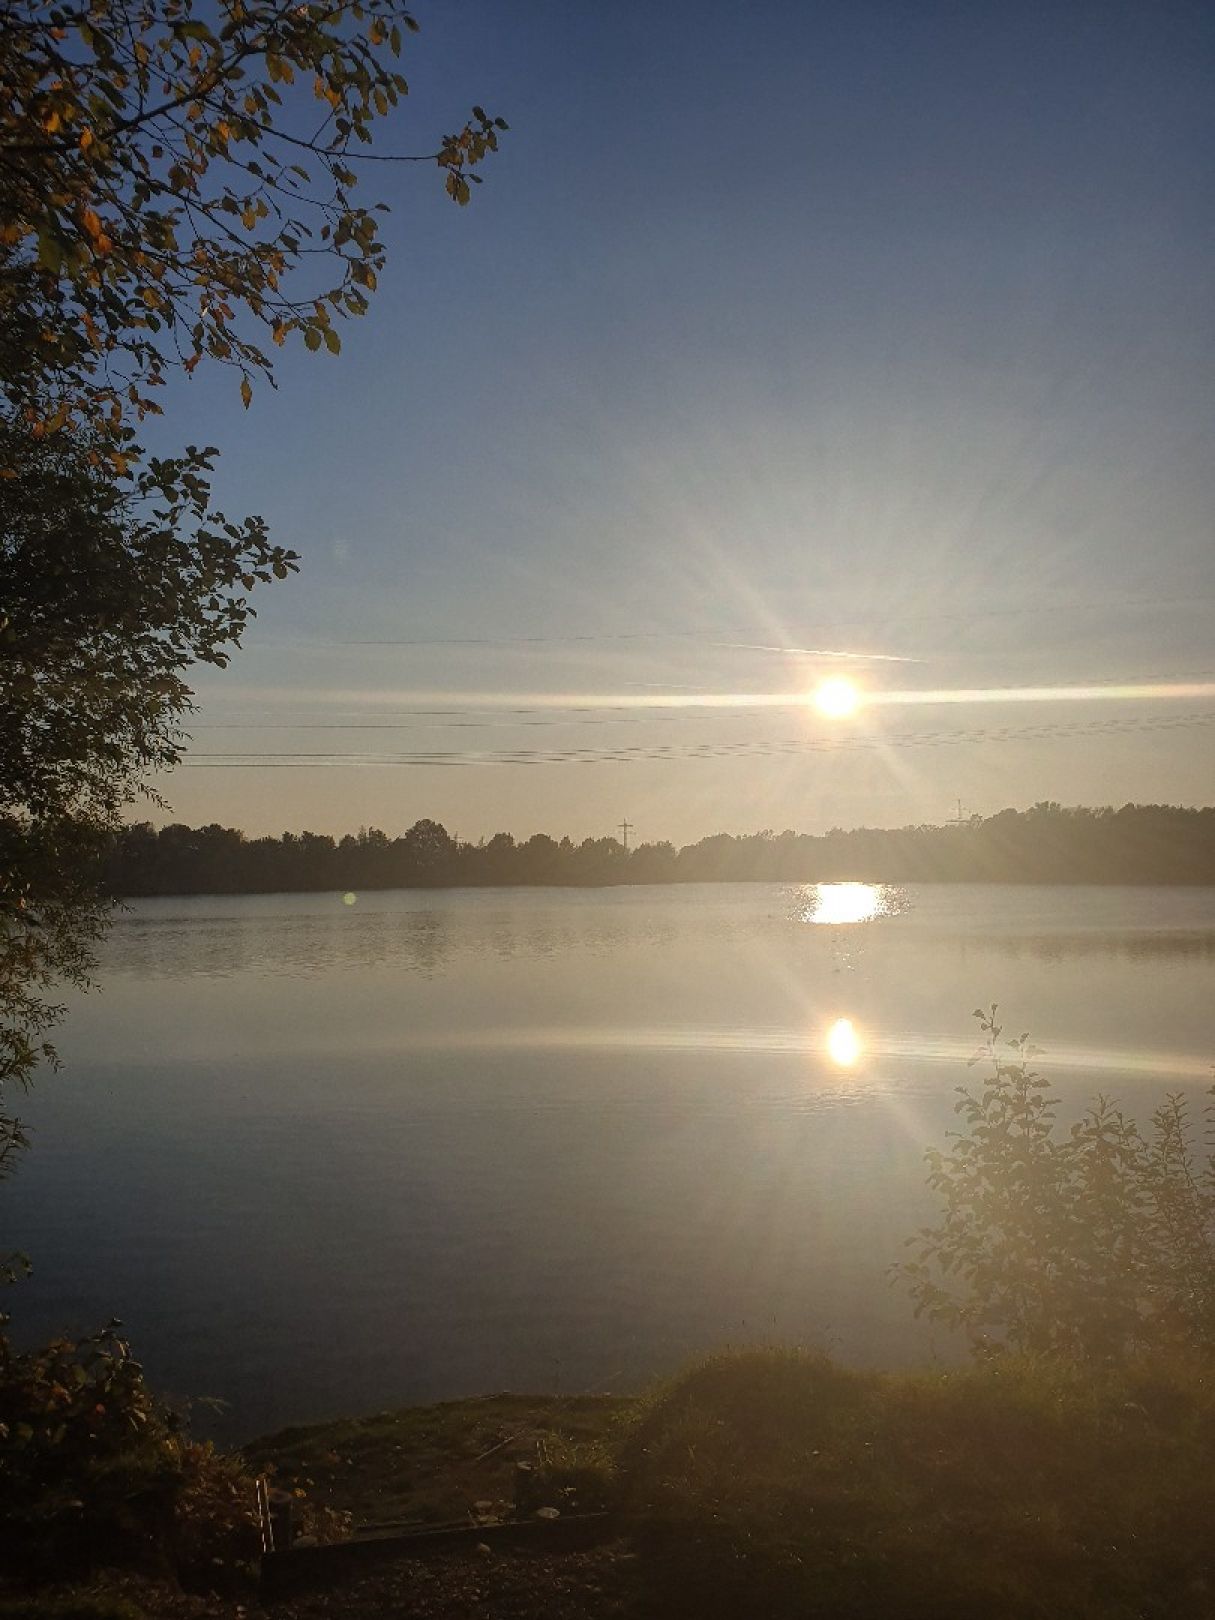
[178, 706, 1215, 769]
[187, 665, 1215, 732]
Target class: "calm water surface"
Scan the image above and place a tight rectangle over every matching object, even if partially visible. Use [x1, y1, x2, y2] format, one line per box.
[6, 883, 1215, 1438]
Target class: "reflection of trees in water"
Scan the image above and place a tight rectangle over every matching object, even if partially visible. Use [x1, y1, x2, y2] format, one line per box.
[879, 925, 1215, 964]
[976, 931, 1215, 963]
[103, 903, 691, 981]
[101, 884, 1215, 985]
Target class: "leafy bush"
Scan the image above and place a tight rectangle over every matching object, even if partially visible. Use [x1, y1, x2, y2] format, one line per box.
[0, 1320, 258, 1580]
[897, 1007, 1215, 1360]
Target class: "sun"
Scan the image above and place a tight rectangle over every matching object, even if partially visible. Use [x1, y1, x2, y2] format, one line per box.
[813, 676, 862, 719]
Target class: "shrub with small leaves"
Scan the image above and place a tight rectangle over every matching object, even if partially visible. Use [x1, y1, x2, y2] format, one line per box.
[0, 1318, 257, 1579]
[896, 1007, 1215, 1360]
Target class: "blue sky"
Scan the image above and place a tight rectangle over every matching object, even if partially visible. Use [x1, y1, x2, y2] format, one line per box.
[154, 1, 1215, 842]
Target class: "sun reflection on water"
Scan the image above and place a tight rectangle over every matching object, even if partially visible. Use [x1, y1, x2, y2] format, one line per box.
[805, 882, 883, 925]
[826, 1017, 862, 1067]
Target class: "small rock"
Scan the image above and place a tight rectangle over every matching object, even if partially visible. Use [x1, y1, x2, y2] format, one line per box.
[535, 1506, 561, 1521]
[474, 1499, 495, 1513]
[475, 1542, 493, 1557]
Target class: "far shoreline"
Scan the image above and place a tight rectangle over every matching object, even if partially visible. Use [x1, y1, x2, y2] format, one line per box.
[104, 803, 1215, 896]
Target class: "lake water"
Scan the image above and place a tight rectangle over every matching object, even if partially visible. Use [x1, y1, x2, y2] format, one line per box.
[5, 883, 1215, 1440]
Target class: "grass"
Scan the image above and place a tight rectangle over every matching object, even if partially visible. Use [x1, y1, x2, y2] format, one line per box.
[12, 1352, 1215, 1617]
[612, 1347, 1215, 1619]
[244, 1392, 633, 1529]
[0, 1598, 146, 1620]
[243, 1350, 1215, 1616]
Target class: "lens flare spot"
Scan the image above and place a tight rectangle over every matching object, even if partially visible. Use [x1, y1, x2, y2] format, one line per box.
[826, 1017, 862, 1067]
[342, 891, 358, 906]
[814, 677, 861, 718]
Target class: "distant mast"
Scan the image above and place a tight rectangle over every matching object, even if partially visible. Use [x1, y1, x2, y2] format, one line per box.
[618, 818, 634, 852]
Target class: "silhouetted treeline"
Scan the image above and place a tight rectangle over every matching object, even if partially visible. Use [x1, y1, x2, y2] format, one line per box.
[103, 803, 1215, 896]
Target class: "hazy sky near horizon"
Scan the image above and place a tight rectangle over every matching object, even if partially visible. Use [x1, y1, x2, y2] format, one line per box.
[151, 0, 1215, 844]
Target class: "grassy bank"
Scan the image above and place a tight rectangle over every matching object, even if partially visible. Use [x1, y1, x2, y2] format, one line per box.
[614, 1348, 1215, 1619]
[7, 1348, 1215, 1618]
[244, 1391, 632, 1529]
[242, 1346, 1215, 1619]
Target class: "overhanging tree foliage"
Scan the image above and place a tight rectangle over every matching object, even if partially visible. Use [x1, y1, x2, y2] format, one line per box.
[0, 0, 508, 1182]
[0, 416, 299, 1175]
[0, 0, 507, 444]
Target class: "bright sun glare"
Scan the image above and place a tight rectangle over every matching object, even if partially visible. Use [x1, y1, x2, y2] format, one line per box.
[814, 676, 862, 718]
[809, 882, 882, 925]
[826, 1018, 862, 1068]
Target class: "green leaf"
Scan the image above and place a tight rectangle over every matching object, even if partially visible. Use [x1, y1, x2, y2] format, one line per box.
[36, 232, 64, 274]
[304, 326, 322, 351]
[323, 327, 341, 354]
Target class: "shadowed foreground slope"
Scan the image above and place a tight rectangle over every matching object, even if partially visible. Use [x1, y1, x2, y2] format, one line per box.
[5, 1349, 1215, 1618]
